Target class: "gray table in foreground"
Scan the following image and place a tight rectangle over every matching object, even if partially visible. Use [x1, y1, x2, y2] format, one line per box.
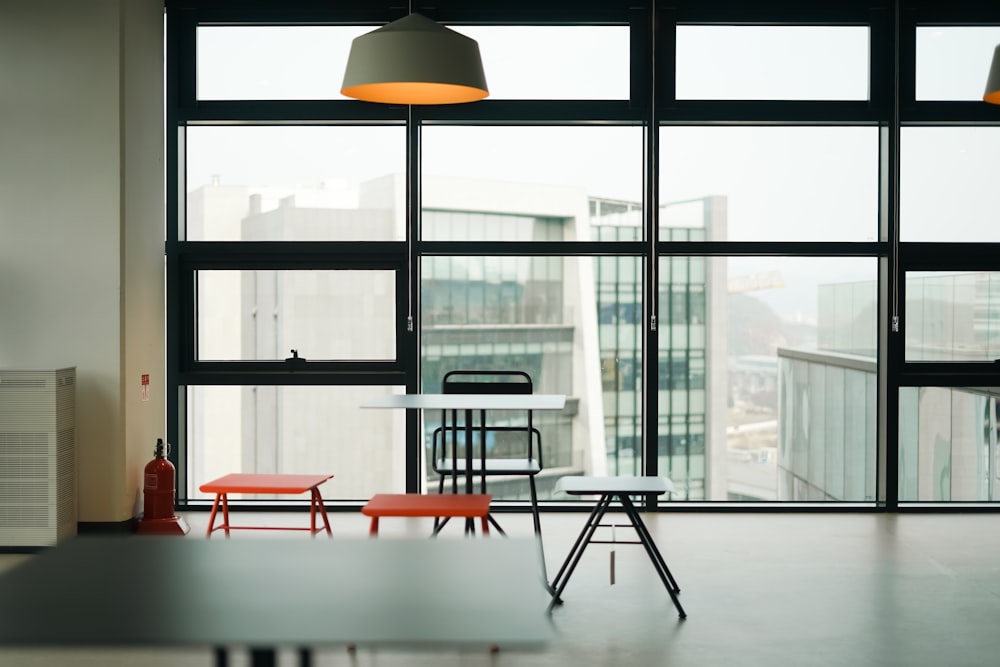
[0, 536, 551, 665]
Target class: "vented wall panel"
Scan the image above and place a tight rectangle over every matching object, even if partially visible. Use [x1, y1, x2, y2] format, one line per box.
[0, 368, 76, 547]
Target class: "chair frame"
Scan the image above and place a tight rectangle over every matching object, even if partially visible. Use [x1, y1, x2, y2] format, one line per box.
[431, 370, 544, 539]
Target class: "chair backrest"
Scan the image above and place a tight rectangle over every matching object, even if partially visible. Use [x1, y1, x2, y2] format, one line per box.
[434, 370, 542, 475]
[442, 370, 533, 395]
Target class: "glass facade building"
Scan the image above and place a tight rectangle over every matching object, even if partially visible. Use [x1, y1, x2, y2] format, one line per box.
[781, 273, 1000, 503]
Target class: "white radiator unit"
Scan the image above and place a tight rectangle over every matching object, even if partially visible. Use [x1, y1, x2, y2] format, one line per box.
[0, 368, 76, 547]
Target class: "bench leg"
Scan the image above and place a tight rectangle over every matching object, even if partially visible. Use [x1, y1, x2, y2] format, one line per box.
[368, 517, 379, 537]
[206, 494, 222, 538]
[220, 493, 231, 537]
[463, 516, 489, 537]
[309, 489, 332, 537]
[309, 492, 317, 535]
[485, 514, 506, 536]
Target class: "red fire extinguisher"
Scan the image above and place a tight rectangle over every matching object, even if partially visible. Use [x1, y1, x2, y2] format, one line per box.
[143, 438, 175, 520]
[137, 438, 190, 535]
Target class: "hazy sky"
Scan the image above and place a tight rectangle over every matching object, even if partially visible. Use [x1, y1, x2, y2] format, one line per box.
[193, 23, 999, 240]
[188, 22, 1000, 310]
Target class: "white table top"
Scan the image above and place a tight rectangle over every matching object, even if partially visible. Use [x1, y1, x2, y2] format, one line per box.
[362, 392, 566, 411]
[555, 475, 675, 495]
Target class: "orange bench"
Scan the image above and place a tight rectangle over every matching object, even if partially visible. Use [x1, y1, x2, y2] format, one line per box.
[199, 473, 334, 538]
[361, 493, 492, 537]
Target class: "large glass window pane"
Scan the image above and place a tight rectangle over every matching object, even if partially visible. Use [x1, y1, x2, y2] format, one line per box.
[776, 351, 877, 502]
[675, 26, 870, 101]
[656, 252, 713, 499]
[672, 256, 878, 502]
[422, 250, 877, 502]
[900, 127, 1000, 242]
[197, 270, 396, 361]
[904, 272, 1000, 362]
[916, 27, 1000, 101]
[422, 126, 643, 241]
[597, 257, 644, 478]
[185, 126, 405, 241]
[185, 385, 407, 501]
[899, 387, 1000, 502]
[197, 26, 367, 100]
[420, 255, 585, 499]
[197, 25, 629, 101]
[461, 26, 629, 99]
[661, 126, 879, 242]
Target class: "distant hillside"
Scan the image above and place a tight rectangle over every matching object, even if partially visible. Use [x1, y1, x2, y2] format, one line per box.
[728, 293, 815, 356]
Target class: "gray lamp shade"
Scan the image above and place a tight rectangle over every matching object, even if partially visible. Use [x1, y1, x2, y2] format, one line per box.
[985, 44, 1000, 104]
[341, 13, 488, 105]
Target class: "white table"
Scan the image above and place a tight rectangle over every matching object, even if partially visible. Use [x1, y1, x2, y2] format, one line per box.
[362, 392, 567, 495]
[363, 392, 567, 586]
[0, 536, 551, 667]
[548, 476, 686, 618]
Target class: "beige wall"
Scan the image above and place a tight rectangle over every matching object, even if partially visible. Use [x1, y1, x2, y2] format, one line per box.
[0, 0, 165, 523]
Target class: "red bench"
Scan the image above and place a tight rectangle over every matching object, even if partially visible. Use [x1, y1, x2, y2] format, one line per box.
[199, 473, 334, 538]
[361, 493, 492, 537]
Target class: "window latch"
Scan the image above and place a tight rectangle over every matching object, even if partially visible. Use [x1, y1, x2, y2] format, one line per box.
[285, 349, 307, 365]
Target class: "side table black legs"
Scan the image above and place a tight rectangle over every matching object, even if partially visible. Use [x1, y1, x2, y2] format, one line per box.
[547, 476, 687, 619]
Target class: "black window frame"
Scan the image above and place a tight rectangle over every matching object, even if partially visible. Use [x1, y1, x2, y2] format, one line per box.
[165, 0, 1000, 509]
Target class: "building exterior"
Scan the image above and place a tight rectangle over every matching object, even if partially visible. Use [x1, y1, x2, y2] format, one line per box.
[778, 273, 1000, 503]
[591, 196, 729, 500]
[184, 188, 1000, 505]
[898, 273, 1000, 501]
[185, 175, 729, 502]
[197, 173, 1000, 505]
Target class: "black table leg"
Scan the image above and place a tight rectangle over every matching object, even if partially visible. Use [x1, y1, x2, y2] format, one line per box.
[214, 647, 288, 667]
[249, 648, 277, 667]
[547, 492, 687, 619]
[618, 494, 686, 618]
[547, 494, 614, 611]
[464, 408, 474, 534]
[246, 647, 311, 667]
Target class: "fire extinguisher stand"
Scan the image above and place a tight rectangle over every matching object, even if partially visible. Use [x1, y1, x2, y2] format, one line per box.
[137, 438, 190, 535]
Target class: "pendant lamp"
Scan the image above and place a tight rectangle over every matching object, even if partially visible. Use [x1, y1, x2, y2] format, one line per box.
[341, 13, 488, 105]
[985, 44, 1000, 104]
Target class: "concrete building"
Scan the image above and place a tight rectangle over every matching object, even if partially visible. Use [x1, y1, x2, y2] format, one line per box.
[184, 176, 731, 501]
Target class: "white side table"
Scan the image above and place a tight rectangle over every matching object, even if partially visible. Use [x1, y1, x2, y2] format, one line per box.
[548, 475, 686, 618]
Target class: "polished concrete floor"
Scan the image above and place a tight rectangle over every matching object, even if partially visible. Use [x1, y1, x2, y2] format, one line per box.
[2, 510, 1000, 666]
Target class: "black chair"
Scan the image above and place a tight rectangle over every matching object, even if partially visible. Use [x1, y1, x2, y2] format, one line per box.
[431, 370, 544, 539]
